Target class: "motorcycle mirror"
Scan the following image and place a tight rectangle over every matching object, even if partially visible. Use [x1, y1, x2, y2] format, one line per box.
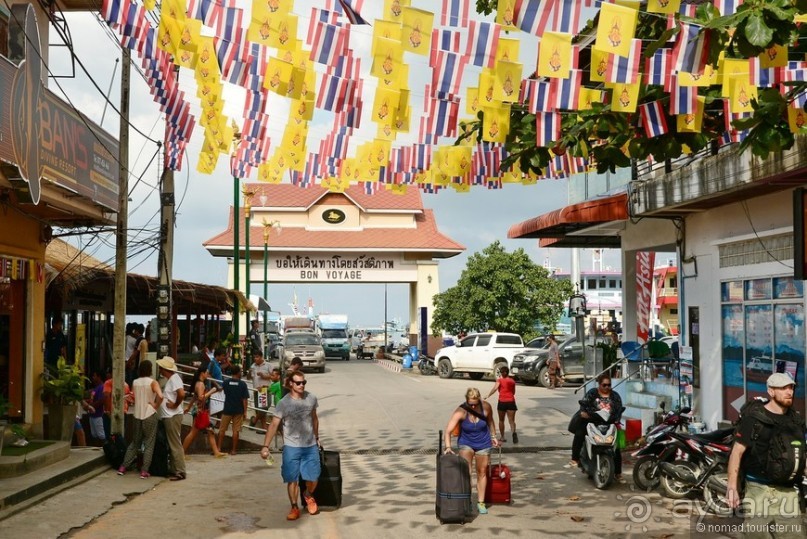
[660, 402, 666, 411]
[680, 407, 692, 414]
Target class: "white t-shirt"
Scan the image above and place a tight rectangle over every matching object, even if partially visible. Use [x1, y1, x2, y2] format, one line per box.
[250, 361, 271, 389]
[125, 334, 137, 362]
[159, 373, 185, 418]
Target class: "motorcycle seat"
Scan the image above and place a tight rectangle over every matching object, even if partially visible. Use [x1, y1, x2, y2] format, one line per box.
[689, 427, 734, 444]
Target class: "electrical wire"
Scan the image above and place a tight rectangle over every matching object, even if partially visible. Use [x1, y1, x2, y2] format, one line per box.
[740, 200, 793, 270]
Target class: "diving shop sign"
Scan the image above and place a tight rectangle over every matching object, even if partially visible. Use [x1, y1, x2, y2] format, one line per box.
[0, 5, 119, 208]
[250, 253, 418, 283]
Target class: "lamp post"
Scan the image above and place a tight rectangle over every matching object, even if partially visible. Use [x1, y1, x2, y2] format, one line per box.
[231, 124, 242, 350]
[569, 291, 589, 379]
[242, 186, 254, 369]
[261, 214, 280, 337]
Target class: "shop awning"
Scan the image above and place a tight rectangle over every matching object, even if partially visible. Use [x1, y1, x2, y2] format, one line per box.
[507, 193, 628, 248]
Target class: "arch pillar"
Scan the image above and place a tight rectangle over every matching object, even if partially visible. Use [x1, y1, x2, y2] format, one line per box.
[409, 261, 440, 354]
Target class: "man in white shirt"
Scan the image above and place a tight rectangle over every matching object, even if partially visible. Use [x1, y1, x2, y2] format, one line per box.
[249, 350, 272, 429]
[157, 357, 186, 481]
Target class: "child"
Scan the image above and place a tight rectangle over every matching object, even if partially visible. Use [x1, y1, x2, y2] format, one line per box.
[268, 368, 283, 407]
[217, 365, 250, 455]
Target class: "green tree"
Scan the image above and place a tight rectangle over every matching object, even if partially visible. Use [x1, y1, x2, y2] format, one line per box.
[431, 241, 572, 339]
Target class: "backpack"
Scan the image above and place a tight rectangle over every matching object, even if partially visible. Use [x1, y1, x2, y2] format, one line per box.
[737, 399, 806, 485]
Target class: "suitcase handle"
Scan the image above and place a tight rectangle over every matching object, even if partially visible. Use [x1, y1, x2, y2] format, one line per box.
[489, 444, 503, 472]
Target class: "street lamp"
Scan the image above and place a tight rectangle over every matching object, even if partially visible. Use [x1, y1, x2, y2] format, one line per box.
[242, 185, 255, 369]
[569, 291, 589, 379]
[231, 124, 242, 348]
[262, 215, 280, 337]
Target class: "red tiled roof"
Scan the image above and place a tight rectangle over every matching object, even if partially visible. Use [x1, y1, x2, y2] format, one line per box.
[245, 183, 424, 211]
[203, 208, 464, 258]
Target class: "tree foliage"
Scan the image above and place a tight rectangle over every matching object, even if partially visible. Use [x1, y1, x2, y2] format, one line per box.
[468, 1, 807, 174]
[431, 241, 573, 339]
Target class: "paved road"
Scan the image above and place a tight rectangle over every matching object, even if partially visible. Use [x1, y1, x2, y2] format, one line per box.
[5, 360, 705, 538]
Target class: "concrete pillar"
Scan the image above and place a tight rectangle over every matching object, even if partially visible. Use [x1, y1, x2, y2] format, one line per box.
[414, 261, 441, 355]
[622, 249, 638, 343]
[226, 259, 249, 338]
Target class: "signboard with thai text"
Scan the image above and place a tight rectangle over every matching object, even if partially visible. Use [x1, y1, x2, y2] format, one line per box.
[248, 253, 418, 283]
[635, 251, 655, 344]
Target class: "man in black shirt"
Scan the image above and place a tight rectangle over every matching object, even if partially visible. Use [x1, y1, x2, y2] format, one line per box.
[45, 318, 67, 372]
[727, 372, 806, 536]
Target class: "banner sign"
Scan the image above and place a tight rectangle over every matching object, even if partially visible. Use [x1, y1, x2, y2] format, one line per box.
[249, 253, 419, 283]
[636, 251, 655, 343]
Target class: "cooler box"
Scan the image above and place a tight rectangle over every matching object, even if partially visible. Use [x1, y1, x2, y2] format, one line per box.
[625, 418, 643, 443]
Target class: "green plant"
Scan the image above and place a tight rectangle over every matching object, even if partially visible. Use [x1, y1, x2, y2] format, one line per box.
[10, 424, 27, 440]
[0, 394, 10, 418]
[41, 356, 88, 405]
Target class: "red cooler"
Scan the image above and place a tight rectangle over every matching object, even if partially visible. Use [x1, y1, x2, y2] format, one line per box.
[625, 418, 642, 443]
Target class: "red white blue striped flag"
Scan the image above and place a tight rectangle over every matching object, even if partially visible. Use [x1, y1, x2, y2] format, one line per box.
[431, 50, 468, 97]
[336, 0, 369, 25]
[102, 0, 125, 28]
[550, 69, 582, 110]
[552, 0, 581, 34]
[669, 75, 698, 114]
[639, 101, 669, 138]
[310, 23, 349, 65]
[432, 28, 463, 54]
[120, 2, 146, 50]
[441, 0, 470, 27]
[426, 96, 460, 137]
[307, 8, 341, 45]
[606, 39, 642, 84]
[188, 0, 225, 27]
[644, 48, 671, 88]
[535, 112, 561, 146]
[514, 0, 556, 37]
[467, 21, 500, 68]
[672, 22, 709, 75]
[524, 79, 555, 113]
[712, 0, 742, 16]
[748, 57, 778, 88]
[317, 74, 356, 112]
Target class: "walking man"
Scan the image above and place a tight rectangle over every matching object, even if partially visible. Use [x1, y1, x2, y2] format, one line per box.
[260, 371, 321, 521]
[157, 357, 186, 481]
[726, 372, 806, 536]
[217, 365, 249, 455]
[249, 350, 272, 429]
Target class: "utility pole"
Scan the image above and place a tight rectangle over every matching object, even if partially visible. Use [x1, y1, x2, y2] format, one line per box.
[111, 49, 130, 436]
[156, 67, 178, 360]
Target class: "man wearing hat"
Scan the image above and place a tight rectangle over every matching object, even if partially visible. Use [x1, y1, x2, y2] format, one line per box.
[157, 357, 187, 481]
[726, 372, 806, 536]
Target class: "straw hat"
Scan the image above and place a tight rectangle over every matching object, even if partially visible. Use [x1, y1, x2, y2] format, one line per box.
[156, 356, 178, 372]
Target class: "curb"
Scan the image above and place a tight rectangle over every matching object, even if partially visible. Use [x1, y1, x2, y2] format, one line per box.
[374, 359, 401, 373]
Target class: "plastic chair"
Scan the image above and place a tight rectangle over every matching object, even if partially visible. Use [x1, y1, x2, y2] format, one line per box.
[620, 341, 643, 362]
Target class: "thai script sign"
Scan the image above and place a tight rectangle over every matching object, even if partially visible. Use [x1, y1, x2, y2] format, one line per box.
[249, 253, 418, 283]
[635, 251, 655, 344]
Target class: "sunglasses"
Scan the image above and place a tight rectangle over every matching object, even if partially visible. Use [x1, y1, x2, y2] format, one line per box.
[292, 380, 307, 386]
[466, 401, 479, 406]
[600, 384, 611, 388]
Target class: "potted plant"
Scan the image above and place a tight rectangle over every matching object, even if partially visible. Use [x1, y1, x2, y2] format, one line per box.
[41, 357, 87, 441]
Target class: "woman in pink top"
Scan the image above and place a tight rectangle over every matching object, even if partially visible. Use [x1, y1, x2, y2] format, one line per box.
[118, 361, 163, 478]
[485, 366, 519, 443]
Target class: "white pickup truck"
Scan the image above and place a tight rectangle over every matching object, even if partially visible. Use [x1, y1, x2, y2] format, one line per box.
[434, 332, 525, 380]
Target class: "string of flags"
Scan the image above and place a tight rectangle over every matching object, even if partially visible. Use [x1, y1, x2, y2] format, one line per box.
[98, 0, 807, 194]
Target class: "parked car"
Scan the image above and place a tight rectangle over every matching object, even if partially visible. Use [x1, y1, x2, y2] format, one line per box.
[433, 332, 524, 380]
[523, 333, 570, 350]
[279, 330, 326, 373]
[510, 335, 584, 388]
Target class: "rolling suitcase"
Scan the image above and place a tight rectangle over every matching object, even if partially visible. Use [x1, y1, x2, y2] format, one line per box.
[300, 448, 342, 508]
[485, 446, 512, 504]
[148, 421, 171, 477]
[436, 430, 472, 524]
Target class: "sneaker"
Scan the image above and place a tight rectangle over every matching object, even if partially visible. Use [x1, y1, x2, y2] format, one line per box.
[512, 432, 519, 444]
[139, 471, 150, 479]
[303, 492, 319, 515]
[615, 474, 626, 484]
[117, 466, 126, 476]
[286, 506, 301, 521]
[477, 502, 488, 515]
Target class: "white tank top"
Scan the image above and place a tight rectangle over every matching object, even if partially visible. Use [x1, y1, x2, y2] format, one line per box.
[133, 377, 157, 420]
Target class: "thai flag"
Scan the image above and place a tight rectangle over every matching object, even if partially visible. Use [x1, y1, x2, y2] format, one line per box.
[679, 2, 698, 17]
[748, 57, 777, 87]
[413, 144, 432, 170]
[723, 102, 749, 142]
[304, 154, 321, 181]
[188, 0, 225, 27]
[310, 23, 349, 65]
[120, 2, 145, 49]
[420, 183, 442, 194]
[432, 28, 463, 53]
[164, 140, 186, 171]
[672, 22, 709, 74]
[525, 80, 554, 113]
[467, 21, 500, 68]
[243, 90, 268, 120]
[669, 75, 697, 114]
[606, 39, 642, 84]
[535, 112, 561, 146]
[246, 43, 268, 92]
[336, 0, 369, 25]
[215, 7, 244, 77]
[427, 97, 460, 137]
[486, 178, 502, 189]
[223, 56, 251, 87]
[168, 102, 195, 140]
[136, 26, 155, 58]
[514, 0, 556, 37]
[639, 101, 669, 138]
[551, 69, 581, 110]
[102, 0, 125, 27]
[328, 51, 357, 78]
[441, 0, 470, 27]
[431, 51, 467, 97]
[307, 8, 341, 45]
[317, 74, 354, 111]
[713, 0, 742, 16]
[391, 147, 412, 174]
[552, 0, 581, 34]
[644, 48, 671, 87]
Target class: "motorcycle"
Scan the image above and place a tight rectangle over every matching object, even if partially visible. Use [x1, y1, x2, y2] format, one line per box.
[631, 406, 692, 491]
[658, 427, 734, 503]
[578, 404, 626, 490]
[418, 354, 436, 376]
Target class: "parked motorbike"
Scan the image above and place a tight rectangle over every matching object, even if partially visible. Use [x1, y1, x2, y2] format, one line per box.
[658, 428, 734, 502]
[418, 354, 436, 376]
[578, 404, 626, 490]
[631, 406, 692, 491]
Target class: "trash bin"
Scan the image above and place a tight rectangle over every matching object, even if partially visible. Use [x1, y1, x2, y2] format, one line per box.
[402, 353, 412, 369]
[409, 346, 418, 359]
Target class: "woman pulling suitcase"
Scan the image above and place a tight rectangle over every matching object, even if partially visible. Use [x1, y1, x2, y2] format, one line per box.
[443, 388, 500, 515]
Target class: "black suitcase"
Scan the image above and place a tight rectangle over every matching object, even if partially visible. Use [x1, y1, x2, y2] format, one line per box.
[103, 433, 128, 469]
[148, 421, 171, 477]
[300, 448, 342, 508]
[436, 430, 472, 524]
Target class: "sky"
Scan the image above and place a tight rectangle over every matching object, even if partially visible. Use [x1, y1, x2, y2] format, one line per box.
[49, 1, 622, 329]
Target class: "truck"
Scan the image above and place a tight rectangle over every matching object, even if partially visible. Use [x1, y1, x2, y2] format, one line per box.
[433, 332, 525, 380]
[280, 330, 326, 373]
[283, 316, 315, 333]
[317, 314, 351, 361]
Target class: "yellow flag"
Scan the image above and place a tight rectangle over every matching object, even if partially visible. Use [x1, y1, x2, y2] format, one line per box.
[384, 0, 411, 21]
[467, 88, 481, 115]
[175, 48, 197, 69]
[264, 56, 294, 95]
[595, 3, 638, 58]
[285, 67, 307, 99]
[372, 37, 405, 81]
[479, 69, 499, 106]
[721, 58, 749, 98]
[496, 38, 520, 63]
[370, 139, 392, 169]
[197, 152, 217, 175]
[177, 18, 201, 52]
[339, 159, 358, 183]
[283, 149, 305, 172]
[290, 99, 314, 122]
[162, 0, 186, 22]
[269, 15, 298, 51]
[496, 0, 518, 30]
[195, 37, 221, 82]
[377, 121, 398, 141]
[647, 0, 680, 13]
[760, 44, 787, 68]
[401, 7, 433, 55]
[589, 49, 609, 83]
[393, 106, 411, 133]
[373, 19, 403, 47]
[253, 0, 292, 21]
[678, 64, 717, 87]
[144, 0, 156, 10]
[482, 104, 510, 143]
[198, 79, 223, 105]
[787, 106, 807, 134]
[609, 82, 640, 112]
[200, 103, 223, 128]
[247, 14, 277, 46]
[257, 162, 277, 183]
[493, 61, 522, 103]
[452, 180, 471, 193]
[281, 122, 308, 157]
[388, 184, 408, 195]
[677, 96, 705, 132]
[378, 62, 408, 90]
[578, 88, 600, 110]
[372, 86, 400, 125]
[730, 77, 757, 114]
[157, 16, 180, 56]
[537, 32, 572, 79]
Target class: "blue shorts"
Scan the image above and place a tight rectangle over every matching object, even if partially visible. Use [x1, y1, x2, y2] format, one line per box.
[281, 445, 321, 484]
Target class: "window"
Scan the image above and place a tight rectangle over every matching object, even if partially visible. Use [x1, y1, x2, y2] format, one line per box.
[475, 335, 492, 346]
[587, 278, 596, 289]
[609, 279, 617, 288]
[670, 309, 678, 315]
[460, 336, 476, 347]
[599, 279, 606, 288]
[496, 335, 523, 345]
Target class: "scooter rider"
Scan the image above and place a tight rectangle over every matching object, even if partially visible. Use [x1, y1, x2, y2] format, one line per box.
[569, 373, 625, 482]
